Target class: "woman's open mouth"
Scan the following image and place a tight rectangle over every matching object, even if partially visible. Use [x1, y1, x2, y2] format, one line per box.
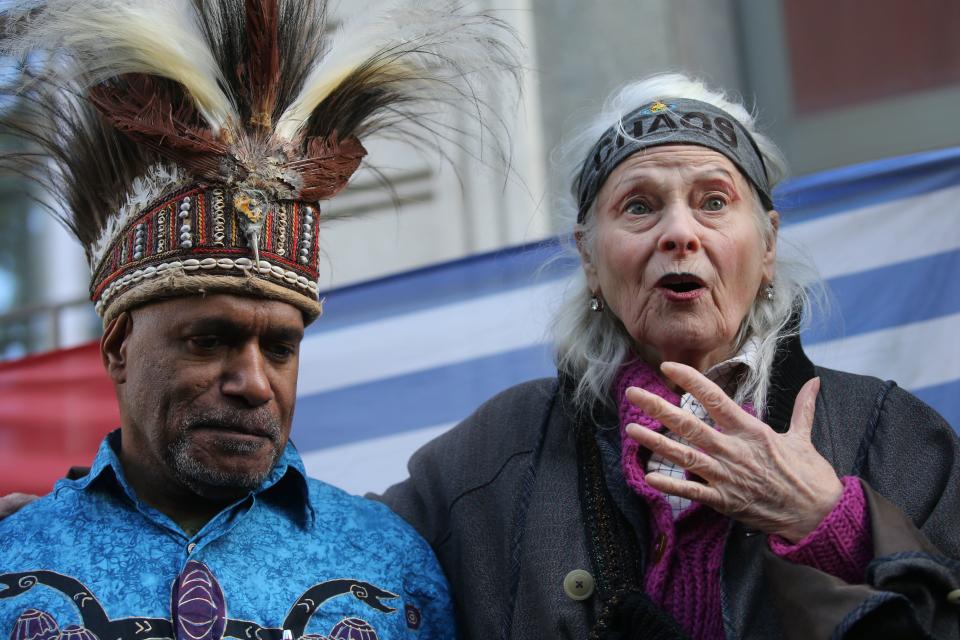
[657, 273, 706, 301]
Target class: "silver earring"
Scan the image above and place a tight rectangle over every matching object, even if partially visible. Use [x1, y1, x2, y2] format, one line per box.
[765, 284, 774, 301]
[589, 295, 604, 312]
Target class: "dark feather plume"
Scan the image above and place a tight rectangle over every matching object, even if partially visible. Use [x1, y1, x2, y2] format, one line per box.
[0, 67, 160, 257]
[0, 0, 522, 266]
[241, 0, 281, 131]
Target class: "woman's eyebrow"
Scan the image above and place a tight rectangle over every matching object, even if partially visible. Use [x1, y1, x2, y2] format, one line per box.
[687, 167, 737, 183]
[689, 170, 743, 198]
[606, 172, 666, 198]
[696, 177, 738, 190]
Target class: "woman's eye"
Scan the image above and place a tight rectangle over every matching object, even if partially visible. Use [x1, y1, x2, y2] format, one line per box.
[624, 200, 651, 215]
[703, 197, 726, 212]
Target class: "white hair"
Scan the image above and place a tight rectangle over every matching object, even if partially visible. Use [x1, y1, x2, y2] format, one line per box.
[551, 73, 823, 415]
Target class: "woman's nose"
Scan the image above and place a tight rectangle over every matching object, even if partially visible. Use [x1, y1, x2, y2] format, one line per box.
[657, 208, 701, 254]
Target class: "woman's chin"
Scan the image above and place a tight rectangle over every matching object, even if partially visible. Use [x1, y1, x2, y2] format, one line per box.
[633, 324, 734, 370]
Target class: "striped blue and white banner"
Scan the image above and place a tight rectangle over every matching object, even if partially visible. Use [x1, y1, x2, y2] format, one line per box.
[293, 148, 960, 495]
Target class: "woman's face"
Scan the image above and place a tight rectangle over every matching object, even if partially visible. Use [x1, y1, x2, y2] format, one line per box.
[582, 144, 778, 371]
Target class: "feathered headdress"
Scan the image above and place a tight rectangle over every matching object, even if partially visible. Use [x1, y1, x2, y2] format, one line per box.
[0, 0, 520, 322]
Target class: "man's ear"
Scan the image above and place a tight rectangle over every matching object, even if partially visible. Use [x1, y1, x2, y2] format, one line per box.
[101, 312, 132, 384]
[576, 230, 601, 293]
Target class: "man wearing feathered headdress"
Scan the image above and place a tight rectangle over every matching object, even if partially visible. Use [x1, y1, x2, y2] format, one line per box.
[0, 1, 519, 637]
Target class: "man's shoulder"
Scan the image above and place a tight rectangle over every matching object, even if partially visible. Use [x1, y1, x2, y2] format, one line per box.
[304, 476, 390, 515]
[303, 477, 434, 549]
[0, 481, 94, 566]
[0, 481, 86, 527]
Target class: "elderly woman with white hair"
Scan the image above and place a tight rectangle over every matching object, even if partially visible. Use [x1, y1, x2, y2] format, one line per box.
[382, 74, 960, 639]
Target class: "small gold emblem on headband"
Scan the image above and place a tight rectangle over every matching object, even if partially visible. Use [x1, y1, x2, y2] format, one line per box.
[233, 192, 265, 224]
[650, 101, 668, 112]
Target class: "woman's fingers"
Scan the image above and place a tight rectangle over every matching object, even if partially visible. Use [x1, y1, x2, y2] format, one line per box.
[625, 386, 725, 451]
[787, 377, 820, 441]
[644, 471, 722, 508]
[625, 423, 725, 480]
[626, 368, 843, 541]
[659, 361, 756, 433]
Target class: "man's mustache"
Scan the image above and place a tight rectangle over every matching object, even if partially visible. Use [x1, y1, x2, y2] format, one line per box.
[180, 409, 282, 441]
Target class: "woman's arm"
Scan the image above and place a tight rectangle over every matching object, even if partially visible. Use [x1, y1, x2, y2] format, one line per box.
[767, 381, 960, 639]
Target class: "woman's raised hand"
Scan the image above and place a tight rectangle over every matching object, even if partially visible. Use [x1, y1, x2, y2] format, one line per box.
[625, 362, 842, 543]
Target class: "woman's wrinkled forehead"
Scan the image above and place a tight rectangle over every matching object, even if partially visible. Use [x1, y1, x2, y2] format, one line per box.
[575, 98, 772, 222]
[596, 145, 751, 201]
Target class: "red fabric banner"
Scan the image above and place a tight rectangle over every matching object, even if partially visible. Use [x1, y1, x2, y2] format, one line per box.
[0, 341, 117, 495]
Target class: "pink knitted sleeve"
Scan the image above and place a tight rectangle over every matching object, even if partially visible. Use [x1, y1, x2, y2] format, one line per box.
[768, 476, 872, 584]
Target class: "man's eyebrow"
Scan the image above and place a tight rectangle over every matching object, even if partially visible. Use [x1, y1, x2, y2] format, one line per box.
[182, 318, 243, 334]
[180, 319, 303, 342]
[264, 327, 304, 343]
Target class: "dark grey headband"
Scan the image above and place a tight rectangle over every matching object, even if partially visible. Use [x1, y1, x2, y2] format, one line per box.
[575, 98, 773, 222]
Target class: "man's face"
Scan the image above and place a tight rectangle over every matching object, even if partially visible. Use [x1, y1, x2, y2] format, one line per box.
[110, 294, 304, 501]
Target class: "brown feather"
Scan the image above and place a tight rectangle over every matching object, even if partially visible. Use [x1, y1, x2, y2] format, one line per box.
[284, 134, 366, 200]
[88, 75, 235, 182]
[242, 0, 280, 132]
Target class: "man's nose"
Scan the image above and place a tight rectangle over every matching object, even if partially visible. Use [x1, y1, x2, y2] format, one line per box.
[222, 342, 273, 407]
[657, 206, 701, 255]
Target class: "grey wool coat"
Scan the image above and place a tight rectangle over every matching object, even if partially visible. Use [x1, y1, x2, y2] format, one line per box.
[379, 336, 960, 639]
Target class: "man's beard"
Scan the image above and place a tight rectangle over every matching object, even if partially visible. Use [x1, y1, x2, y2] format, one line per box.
[163, 408, 284, 499]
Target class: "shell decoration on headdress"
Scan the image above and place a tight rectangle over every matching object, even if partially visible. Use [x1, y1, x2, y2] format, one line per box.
[0, 0, 521, 322]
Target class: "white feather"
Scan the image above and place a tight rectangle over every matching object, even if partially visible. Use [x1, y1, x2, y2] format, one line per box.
[274, 0, 520, 142]
[3, 0, 237, 134]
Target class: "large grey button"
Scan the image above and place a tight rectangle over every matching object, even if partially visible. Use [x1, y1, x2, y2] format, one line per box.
[947, 589, 960, 605]
[563, 569, 595, 601]
[187, 543, 197, 554]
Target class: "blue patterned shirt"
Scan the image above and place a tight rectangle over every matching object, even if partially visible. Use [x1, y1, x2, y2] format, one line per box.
[0, 431, 455, 640]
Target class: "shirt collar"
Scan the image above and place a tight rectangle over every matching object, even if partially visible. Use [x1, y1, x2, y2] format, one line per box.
[73, 429, 316, 526]
[258, 441, 318, 528]
[700, 335, 762, 396]
[72, 430, 128, 494]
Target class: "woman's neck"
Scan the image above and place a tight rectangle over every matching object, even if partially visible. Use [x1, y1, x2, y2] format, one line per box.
[633, 343, 736, 388]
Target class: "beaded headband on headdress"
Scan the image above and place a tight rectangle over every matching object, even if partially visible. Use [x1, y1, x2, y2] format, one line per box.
[574, 98, 773, 223]
[0, 0, 520, 323]
[90, 182, 327, 320]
